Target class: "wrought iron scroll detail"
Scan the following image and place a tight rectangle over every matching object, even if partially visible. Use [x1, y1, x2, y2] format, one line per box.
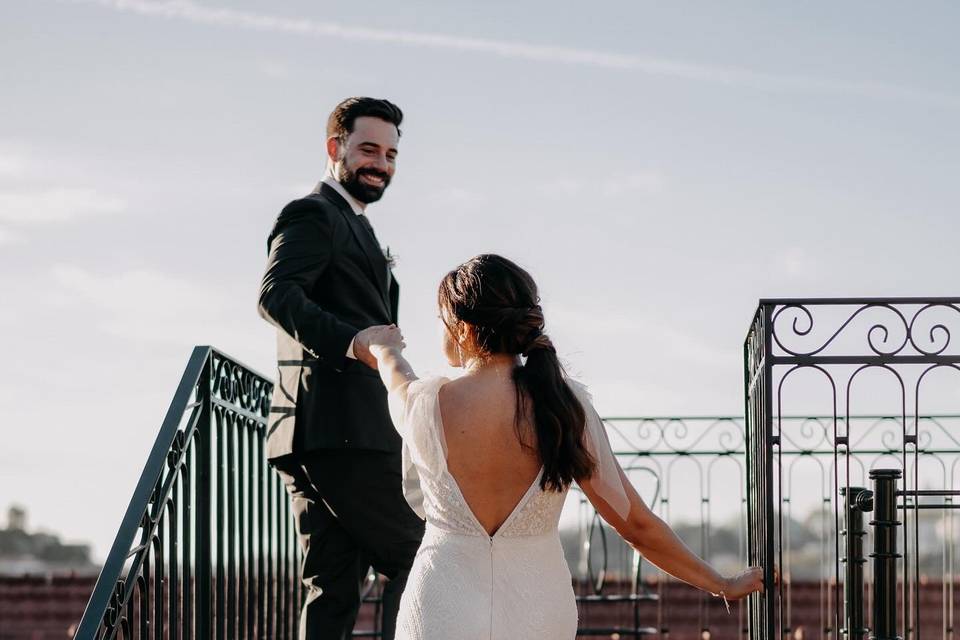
[770, 301, 960, 359]
[75, 347, 300, 640]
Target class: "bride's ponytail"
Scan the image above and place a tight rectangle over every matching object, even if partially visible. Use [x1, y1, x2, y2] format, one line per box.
[438, 255, 596, 492]
[513, 326, 595, 491]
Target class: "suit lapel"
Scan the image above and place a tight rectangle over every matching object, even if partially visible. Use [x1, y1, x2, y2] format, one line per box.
[314, 185, 391, 310]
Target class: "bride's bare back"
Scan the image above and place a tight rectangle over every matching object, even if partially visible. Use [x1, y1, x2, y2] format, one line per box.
[438, 373, 542, 536]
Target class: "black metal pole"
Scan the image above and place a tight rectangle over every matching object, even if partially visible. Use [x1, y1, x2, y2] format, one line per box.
[869, 469, 902, 640]
[841, 487, 871, 640]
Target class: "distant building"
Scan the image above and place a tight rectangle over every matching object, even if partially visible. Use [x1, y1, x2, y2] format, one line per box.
[7, 505, 27, 532]
[0, 505, 98, 576]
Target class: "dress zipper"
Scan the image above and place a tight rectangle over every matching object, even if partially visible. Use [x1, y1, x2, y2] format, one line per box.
[488, 536, 495, 640]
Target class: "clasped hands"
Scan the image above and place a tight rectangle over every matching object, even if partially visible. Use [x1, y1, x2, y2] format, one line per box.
[353, 324, 406, 369]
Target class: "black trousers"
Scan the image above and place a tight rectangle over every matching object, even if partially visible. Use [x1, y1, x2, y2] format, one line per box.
[273, 449, 425, 640]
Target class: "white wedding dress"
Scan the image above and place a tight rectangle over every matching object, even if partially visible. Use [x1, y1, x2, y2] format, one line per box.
[388, 376, 631, 640]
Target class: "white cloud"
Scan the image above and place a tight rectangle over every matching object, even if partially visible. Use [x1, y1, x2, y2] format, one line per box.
[0, 153, 27, 178]
[426, 186, 486, 207]
[0, 144, 128, 227]
[538, 178, 586, 198]
[551, 304, 732, 369]
[0, 187, 127, 224]
[77, 0, 960, 107]
[598, 171, 666, 198]
[255, 59, 292, 79]
[777, 247, 821, 279]
[0, 226, 24, 246]
[53, 265, 209, 312]
[539, 170, 666, 200]
[48, 265, 264, 356]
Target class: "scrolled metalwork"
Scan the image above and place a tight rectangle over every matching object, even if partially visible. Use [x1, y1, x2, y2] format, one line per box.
[747, 298, 960, 640]
[211, 350, 272, 417]
[75, 347, 299, 640]
[771, 303, 909, 358]
[769, 299, 960, 361]
[908, 303, 960, 356]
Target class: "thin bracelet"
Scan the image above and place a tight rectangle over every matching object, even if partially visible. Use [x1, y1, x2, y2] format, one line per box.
[717, 591, 731, 614]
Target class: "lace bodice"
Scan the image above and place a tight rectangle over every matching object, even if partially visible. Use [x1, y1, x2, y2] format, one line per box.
[389, 376, 569, 539]
[388, 375, 628, 639]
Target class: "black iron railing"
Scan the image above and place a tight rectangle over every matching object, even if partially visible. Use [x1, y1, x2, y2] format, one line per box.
[576, 413, 960, 638]
[570, 414, 748, 637]
[75, 347, 301, 640]
[744, 298, 960, 640]
[77, 333, 960, 639]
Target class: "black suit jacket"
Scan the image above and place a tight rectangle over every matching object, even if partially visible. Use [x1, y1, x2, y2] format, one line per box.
[258, 183, 401, 460]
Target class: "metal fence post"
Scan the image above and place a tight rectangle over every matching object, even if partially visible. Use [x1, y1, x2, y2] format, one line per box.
[842, 487, 871, 640]
[869, 469, 901, 640]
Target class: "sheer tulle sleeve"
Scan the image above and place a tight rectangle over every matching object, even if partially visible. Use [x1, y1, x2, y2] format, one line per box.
[387, 379, 416, 439]
[569, 380, 632, 520]
[388, 376, 449, 520]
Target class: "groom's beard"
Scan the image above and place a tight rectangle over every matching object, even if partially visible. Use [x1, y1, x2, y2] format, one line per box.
[338, 162, 392, 204]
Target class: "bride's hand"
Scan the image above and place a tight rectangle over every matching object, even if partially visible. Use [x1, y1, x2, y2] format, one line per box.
[717, 566, 765, 600]
[365, 324, 406, 356]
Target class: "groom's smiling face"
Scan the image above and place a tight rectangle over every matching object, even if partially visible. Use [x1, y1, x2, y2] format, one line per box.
[329, 116, 399, 204]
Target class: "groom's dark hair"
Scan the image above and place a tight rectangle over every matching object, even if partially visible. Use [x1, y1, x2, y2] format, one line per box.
[327, 97, 403, 139]
[438, 255, 597, 493]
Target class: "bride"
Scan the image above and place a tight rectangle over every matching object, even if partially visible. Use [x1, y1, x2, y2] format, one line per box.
[364, 254, 763, 639]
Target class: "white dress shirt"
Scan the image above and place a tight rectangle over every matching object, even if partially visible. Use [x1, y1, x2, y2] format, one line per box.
[320, 173, 366, 217]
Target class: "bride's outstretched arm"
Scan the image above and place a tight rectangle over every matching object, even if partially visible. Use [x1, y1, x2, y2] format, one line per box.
[570, 383, 763, 601]
[579, 470, 763, 601]
[365, 324, 418, 393]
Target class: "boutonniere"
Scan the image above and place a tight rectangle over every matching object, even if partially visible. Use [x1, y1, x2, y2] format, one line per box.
[383, 246, 398, 270]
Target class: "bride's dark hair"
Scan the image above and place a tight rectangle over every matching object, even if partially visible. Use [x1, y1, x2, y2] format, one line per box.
[437, 254, 596, 492]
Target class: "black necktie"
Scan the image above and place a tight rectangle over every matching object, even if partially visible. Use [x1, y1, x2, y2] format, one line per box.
[358, 214, 392, 294]
[357, 214, 379, 245]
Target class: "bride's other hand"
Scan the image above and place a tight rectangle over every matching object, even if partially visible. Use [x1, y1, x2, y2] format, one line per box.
[719, 566, 764, 600]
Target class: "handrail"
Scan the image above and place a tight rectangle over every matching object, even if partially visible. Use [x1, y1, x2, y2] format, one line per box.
[75, 346, 298, 640]
[76, 347, 211, 639]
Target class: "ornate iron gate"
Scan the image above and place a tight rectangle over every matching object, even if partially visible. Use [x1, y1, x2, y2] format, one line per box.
[744, 298, 960, 640]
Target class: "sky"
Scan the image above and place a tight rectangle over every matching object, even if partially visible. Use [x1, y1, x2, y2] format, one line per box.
[1, 0, 959, 561]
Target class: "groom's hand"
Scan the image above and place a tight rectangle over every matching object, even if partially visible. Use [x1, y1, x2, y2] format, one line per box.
[354, 324, 406, 370]
[352, 326, 381, 370]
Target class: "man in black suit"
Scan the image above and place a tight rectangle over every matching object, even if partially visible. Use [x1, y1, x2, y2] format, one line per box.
[258, 97, 423, 640]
